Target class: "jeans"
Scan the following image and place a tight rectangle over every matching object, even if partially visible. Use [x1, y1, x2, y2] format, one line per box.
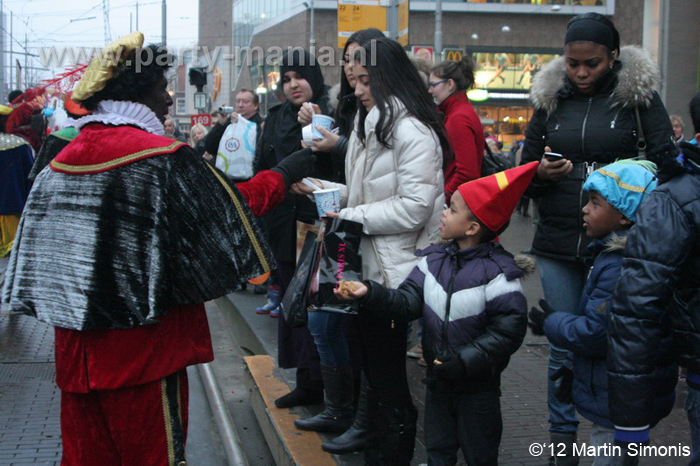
[589, 423, 615, 466]
[686, 383, 700, 464]
[537, 255, 588, 435]
[424, 387, 501, 466]
[308, 310, 350, 367]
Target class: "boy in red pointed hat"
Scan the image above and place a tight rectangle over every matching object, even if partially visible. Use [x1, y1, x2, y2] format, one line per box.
[335, 162, 539, 464]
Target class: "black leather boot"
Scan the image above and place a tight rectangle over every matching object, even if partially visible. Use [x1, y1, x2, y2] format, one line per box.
[322, 373, 372, 454]
[294, 365, 354, 433]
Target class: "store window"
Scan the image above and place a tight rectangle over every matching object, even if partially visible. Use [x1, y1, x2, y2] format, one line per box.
[475, 105, 533, 152]
[472, 52, 559, 90]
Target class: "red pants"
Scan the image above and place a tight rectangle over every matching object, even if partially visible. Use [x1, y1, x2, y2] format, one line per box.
[60, 369, 189, 466]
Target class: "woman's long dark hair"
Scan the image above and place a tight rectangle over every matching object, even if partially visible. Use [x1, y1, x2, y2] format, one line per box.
[354, 37, 452, 169]
[336, 28, 385, 137]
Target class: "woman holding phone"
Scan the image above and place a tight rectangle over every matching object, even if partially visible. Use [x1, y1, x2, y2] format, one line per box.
[294, 37, 449, 464]
[520, 13, 673, 464]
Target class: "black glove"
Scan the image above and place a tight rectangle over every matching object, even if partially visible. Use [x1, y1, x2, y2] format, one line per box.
[271, 148, 316, 187]
[550, 365, 574, 404]
[432, 353, 467, 382]
[528, 299, 556, 336]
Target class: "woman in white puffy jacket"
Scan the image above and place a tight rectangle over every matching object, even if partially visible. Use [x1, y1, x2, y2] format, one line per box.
[296, 37, 450, 465]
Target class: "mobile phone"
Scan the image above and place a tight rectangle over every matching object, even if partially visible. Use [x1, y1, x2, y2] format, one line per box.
[544, 152, 564, 161]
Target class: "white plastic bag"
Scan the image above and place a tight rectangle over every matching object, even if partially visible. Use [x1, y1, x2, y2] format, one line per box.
[216, 116, 257, 179]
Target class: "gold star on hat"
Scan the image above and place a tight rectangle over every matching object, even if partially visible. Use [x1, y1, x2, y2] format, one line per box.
[72, 31, 145, 102]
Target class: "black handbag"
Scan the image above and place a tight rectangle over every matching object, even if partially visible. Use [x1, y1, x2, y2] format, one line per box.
[308, 217, 363, 314]
[279, 229, 321, 328]
[481, 142, 512, 177]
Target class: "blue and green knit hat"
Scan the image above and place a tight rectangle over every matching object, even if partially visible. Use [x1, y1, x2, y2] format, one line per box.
[583, 160, 658, 223]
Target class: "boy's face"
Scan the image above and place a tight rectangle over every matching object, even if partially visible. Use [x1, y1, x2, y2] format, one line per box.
[582, 190, 628, 238]
[440, 191, 478, 241]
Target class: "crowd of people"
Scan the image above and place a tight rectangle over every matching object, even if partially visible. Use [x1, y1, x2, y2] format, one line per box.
[1, 10, 699, 466]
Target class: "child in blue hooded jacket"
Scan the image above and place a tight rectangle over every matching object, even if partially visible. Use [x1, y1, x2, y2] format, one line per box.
[533, 160, 664, 465]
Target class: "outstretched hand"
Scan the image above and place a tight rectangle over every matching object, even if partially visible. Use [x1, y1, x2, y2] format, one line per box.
[333, 281, 367, 300]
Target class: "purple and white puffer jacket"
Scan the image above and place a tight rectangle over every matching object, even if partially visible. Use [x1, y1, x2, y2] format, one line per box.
[360, 241, 531, 392]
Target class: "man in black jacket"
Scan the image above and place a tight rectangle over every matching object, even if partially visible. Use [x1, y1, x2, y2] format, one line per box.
[607, 94, 700, 462]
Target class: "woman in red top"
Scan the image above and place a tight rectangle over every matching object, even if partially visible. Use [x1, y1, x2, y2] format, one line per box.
[429, 57, 485, 202]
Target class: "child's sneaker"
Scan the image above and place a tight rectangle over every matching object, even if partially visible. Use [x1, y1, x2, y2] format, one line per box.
[269, 307, 280, 318]
[255, 285, 280, 314]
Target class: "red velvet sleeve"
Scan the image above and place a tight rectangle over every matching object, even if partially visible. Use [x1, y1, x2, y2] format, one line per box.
[236, 170, 287, 217]
[443, 112, 483, 199]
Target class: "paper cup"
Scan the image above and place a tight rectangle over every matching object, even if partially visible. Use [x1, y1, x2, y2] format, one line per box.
[302, 124, 315, 146]
[312, 114, 335, 140]
[313, 188, 340, 217]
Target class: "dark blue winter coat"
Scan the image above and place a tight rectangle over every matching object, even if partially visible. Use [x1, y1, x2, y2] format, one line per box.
[607, 145, 700, 430]
[544, 232, 627, 428]
[359, 241, 530, 393]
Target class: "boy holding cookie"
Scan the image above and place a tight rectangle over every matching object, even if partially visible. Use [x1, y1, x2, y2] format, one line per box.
[335, 163, 537, 465]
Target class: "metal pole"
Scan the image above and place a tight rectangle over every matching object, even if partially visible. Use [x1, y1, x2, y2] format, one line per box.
[198, 363, 250, 466]
[136, 2, 139, 31]
[434, 0, 442, 62]
[161, 0, 166, 46]
[387, 0, 398, 42]
[0, 2, 5, 102]
[309, 0, 315, 56]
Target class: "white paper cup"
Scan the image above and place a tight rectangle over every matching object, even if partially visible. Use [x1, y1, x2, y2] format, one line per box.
[302, 124, 315, 146]
[312, 114, 335, 140]
[313, 188, 340, 217]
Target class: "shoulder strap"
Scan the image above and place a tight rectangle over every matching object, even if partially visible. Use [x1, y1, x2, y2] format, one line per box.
[634, 106, 647, 160]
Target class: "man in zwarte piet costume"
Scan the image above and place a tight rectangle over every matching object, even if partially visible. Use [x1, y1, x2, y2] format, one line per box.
[1, 31, 316, 466]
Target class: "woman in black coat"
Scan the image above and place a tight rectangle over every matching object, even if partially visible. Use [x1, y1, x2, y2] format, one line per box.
[520, 13, 674, 463]
[254, 48, 338, 409]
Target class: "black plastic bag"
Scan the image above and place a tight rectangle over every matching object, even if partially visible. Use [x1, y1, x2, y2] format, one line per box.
[279, 229, 321, 327]
[308, 218, 363, 314]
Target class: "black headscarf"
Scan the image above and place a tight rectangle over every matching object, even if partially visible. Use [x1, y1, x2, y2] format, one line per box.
[565, 13, 620, 55]
[272, 49, 329, 163]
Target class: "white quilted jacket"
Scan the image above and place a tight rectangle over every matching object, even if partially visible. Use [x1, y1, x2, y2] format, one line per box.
[321, 99, 444, 288]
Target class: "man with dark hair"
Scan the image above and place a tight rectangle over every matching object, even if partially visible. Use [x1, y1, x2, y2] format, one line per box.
[1, 32, 315, 465]
[607, 93, 700, 461]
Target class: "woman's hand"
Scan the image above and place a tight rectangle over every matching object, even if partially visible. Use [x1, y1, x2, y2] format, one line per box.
[310, 126, 340, 152]
[297, 102, 321, 126]
[333, 281, 367, 300]
[324, 211, 341, 218]
[289, 177, 322, 195]
[203, 152, 214, 161]
[537, 146, 573, 182]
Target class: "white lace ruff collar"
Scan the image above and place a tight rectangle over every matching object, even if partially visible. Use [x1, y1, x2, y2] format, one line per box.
[75, 100, 165, 136]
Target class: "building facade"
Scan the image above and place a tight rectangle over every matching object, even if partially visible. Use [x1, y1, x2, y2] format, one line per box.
[197, 0, 700, 147]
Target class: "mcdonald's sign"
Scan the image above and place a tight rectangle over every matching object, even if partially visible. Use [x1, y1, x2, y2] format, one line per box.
[443, 48, 464, 62]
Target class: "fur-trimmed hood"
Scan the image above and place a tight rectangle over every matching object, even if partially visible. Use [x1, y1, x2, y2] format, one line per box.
[603, 231, 627, 253]
[530, 45, 660, 115]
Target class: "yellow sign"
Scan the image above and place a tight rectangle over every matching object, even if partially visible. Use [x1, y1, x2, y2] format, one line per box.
[338, 1, 387, 49]
[444, 49, 464, 62]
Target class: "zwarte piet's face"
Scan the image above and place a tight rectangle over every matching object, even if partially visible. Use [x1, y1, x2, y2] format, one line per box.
[141, 75, 173, 124]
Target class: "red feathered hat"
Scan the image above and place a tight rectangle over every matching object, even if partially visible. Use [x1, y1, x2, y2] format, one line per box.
[457, 162, 539, 232]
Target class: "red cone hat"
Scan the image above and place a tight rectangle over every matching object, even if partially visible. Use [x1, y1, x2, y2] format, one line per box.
[457, 161, 539, 232]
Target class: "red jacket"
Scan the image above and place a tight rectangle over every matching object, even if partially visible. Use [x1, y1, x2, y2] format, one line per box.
[440, 92, 485, 200]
